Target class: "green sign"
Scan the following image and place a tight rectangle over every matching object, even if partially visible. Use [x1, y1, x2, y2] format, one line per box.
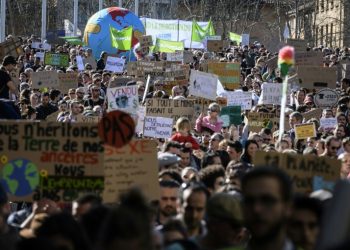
[220, 106, 242, 126]
[44, 52, 69, 67]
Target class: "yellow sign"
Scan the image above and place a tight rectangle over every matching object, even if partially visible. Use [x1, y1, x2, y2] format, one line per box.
[295, 123, 316, 140]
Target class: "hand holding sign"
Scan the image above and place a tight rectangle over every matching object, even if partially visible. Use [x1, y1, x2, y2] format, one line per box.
[98, 110, 135, 148]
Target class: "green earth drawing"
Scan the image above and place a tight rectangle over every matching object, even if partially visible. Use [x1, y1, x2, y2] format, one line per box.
[1, 158, 39, 196]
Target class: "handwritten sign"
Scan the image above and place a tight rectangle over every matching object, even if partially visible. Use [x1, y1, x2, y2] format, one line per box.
[302, 108, 323, 122]
[144, 116, 173, 139]
[254, 151, 340, 193]
[44, 52, 69, 67]
[0, 121, 104, 202]
[320, 118, 337, 130]
[297, 66, 337, 89]
[84, 56, 97, 69]
[31, 71, 59, 89]
[226, 91, 252, 110]
[189, 70, 218, 100]
[258, 83, 291, 105]
[105, 56, 125, 73]
[107, 85, 139, 114]
[58, 73, 78, 93]
[314, 88, 339, 108]
[207, 63, 240, 90]
[247, 112, 290, 133]
[295, 123, 316, 140]
[167, 50, 194, 64]
[103, 140, 160, 203]
[98, 110, 135, 148]
[220, 106, 242, 126]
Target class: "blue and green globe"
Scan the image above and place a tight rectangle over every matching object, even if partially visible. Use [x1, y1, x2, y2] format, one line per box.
[1, 158, 39, 196]
[83, 7, 145, 61]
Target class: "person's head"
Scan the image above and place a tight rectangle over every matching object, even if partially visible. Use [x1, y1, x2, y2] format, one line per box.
[164, 141, 182, 155]
[325, 135, 341, 158]
[161, 219, 187, 246]
[181, 167, 198, 183]
[226, 140, 243, 162]
[172, 85, 184, 97]
[322, 108, 333, 118]
[208, 103, 221, 119]
[175, 117, 191, 133]
[289, 112, 303, 128]
[159, 180, 180, 219]
[58, 100, 68, 112]
[334, 124, 346, 139]
[259, 128, 272, 145]
[341, 78, 350, 91]
[201, 152, 222, 168]
[338, 152, 350, 178]
[179, 147, 191, 168]
[72, 193, 102, 220]
[199, 165, 225, 193]
[342, 137, 350, 153]
[336, 112, 347, 126]
[296, 88, 306, 104]
[276, 139, 290, 152]
[159, 169, 182, 184]
[287, 196, 322, 250]
[100, 51, 108, 60]
[180, 183, 209, 231]
[153, 79, 163, 91]
[70, 101, 81, 116]
[2, 55, 17, 71]
[201, 127, 213, 145]
[90, 84, 100, 98]
[209, 133, 224, 151]
[75, 87, 85, 100]
[41, 92, 50, 106]
[30, 93, 39, 107]
[315, 139, 325, 156]
[242, 167, 293, 242]
[242, 140, 259, 161]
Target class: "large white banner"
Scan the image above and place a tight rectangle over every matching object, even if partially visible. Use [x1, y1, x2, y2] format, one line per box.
[141, 18, 211, 49]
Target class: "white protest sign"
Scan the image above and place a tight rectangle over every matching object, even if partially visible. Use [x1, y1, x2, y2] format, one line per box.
[107, 85, 139, 114]
[35, 52, 45, 62]
[258, 82, 291, 105]
[314, 88, 339, 108]
[136, 106, 146, 134]
[227, 91, 252, 110]
[320, 118, 337, 130]
[32, 42, 51, 51]
[241, 34, 250, 46]
[76, 55, 85, 71]
[105, 56, 125, 73]
[189, 70, 218, 100]
[144, 116, 173, 139]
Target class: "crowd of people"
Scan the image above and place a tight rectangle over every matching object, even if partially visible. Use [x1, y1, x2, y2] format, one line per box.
[0, 34, 350, 250]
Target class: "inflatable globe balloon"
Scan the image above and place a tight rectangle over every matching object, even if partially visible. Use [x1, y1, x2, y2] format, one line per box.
[83, 7, 144, 61]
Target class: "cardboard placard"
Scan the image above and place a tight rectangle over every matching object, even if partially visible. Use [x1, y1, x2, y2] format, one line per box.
[45, 111, 60, 122]
[295, 51, 323, 66]
[143, 116, 173, 139]
[294, 123, 316, 140]
[76, 115, 100, 123]
[31, 71, 59, 89]
[207, 62, 240, 90]
[139, 35, 153, 48]
[287, 38, 307, 52]
[31, 42, 52, 51]
[253, 151, 340, 193]
[314, 88, 339, 108]
[258, 83, 291, 105]
[84, 56, 97, 70]
[44, 52, 69, 67]
[108, 76, 134, 88]
[247, 112, 290, 133]
[103, 140, 160, 203]
[107, 85, 139, 115]
[167, 50, 194, 64]
[105, 56, 125, 73]
[58, 73, 78, 93]
[206, 40, 229, 52]
[266, 56, 278, 69]
[0, 38, 23, 61]
[145, 98, 195, 125]
[226, 91, 252, 110]
[297, 66, 337, 89]
[220, 106, 242, 126]
[0, 121, 104, 202]
[320, 118, 337, 130]
[302, 108, 323, 121]
[126, 62, 139, 76]
[189, 70, 218, 101]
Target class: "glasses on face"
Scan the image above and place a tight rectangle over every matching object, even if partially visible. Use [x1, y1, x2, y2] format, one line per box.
[92, 89, 100, 92]
[77, 92, 84, 95]
[244, 194, 280, 207]
[69, 92, 75, 95]
[331, 146, 340, 150]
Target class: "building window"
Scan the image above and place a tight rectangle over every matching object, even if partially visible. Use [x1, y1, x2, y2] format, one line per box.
[331, 0, 334, 9]
[325, 24, 329, 46]
[326, 0, 329, 10]
[315, 26, 319, 46]
[321, 0, 324, 11]
[320, 26, 324, 45]
[330, 23, 333, 47]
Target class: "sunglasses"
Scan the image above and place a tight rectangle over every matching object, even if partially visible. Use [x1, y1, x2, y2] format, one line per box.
[331, 146, 340, 150]
[77, 92, 84, 95]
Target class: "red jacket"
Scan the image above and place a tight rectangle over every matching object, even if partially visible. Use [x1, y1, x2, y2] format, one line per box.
[170, 132, 200, 150]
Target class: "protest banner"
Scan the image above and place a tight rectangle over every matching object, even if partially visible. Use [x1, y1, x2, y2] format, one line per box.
[302, 108, 323, 121]
[320, 118, 337, 130]
[107, 85, 139, 114]
[295, 51, 323, 66]
[76, 55, 85, 71]
[287, 38, 307, 51]
[229, 32, 242, 44]
[98, 110, 135, 148]
[241, 34, 250, 46]
[57, 72, 78, 93]
[295, 123, 316, 140]
[0, 37, 23, 61]
[76, 115, 100, 123]
[258, 83, 291, 105]
[0, 121, 104, 202]
[226, 91, 252, 110]
[297, 66, 337, 89]
[254, 151, 340, 193]
[247, 112, 290, 133]
[103, 140, 160, 203]
[105, 56, 125, 73]
[31, 42, 51, 51]
[167, 50, 194, 64]
[144, 116, 173, 139]
[206, 40, 229, 52]
[35, 52, 45, 62]
[84, 56, 97, 69]
[136, 106, 146, 134]
[145, 98, 195, 125]
[31, 71, 59, 89]
[154, 38, 184, 53]
[314, 88, 339, 108]
[189, 70, 218, 100]
[44, 52, 69, 67]
[220, 106, 242, 127]
[207, 62, 240, 90]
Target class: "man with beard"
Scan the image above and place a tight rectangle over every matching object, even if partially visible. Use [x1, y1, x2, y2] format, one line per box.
[35, 92, 58, 120]
[242, 167, 296, 250]
[179, 183, 209, 237]
[157, 180, 180, 226]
